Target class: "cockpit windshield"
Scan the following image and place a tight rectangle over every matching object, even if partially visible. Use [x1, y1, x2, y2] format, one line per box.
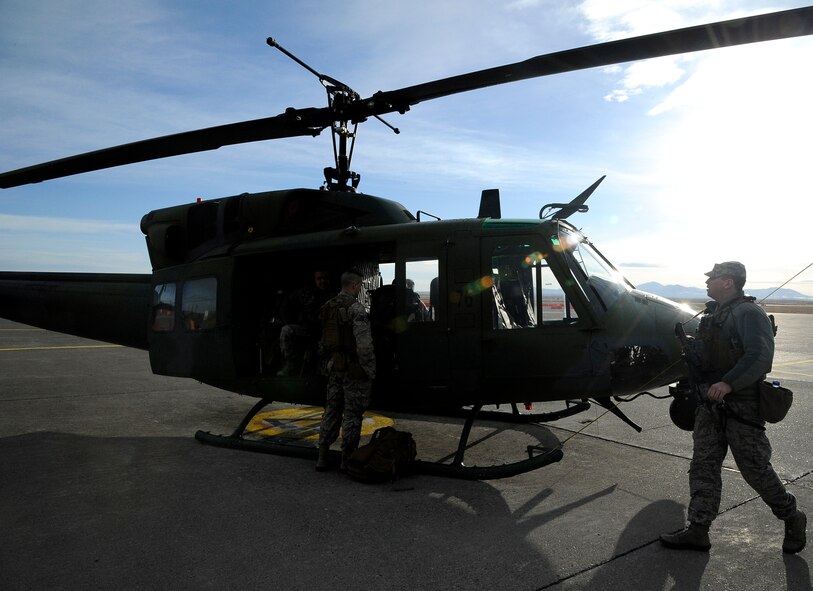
[557, 226, 630, 312]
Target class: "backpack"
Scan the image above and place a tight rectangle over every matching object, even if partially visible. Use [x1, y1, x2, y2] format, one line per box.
[320, 296, 357, 370]
[346, 427, 417, 483]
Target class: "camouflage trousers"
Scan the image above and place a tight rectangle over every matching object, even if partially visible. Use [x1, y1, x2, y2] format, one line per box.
[688, 399, 796, 527]
[318, 371, 372, 453]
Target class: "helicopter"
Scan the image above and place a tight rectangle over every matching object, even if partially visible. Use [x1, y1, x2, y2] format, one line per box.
[1, 6, 811, 479]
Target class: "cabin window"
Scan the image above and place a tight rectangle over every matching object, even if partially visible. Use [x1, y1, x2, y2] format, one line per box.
[492, 244, 578, 329]
[371, 258, 438, 325]
[405, 258, 438, 322]
[378, 262, 395, 286]
[151, 283, 176, 332]
[181, 277, 218, 331]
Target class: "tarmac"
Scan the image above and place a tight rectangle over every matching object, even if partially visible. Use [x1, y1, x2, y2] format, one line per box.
[1, 314, 811, 590]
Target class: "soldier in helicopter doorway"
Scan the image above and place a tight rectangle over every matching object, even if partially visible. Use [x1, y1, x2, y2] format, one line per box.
[315, 270, 376, 472]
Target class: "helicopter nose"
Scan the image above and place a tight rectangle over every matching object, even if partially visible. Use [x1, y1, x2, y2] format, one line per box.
[607, 290, 697, 395]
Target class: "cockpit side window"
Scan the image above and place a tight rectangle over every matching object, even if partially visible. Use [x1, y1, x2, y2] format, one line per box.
[491, 244, 578, 329]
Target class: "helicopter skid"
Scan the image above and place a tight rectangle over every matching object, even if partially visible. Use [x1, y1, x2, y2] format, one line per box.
[195, 398, 586, 480]
[460, 400, 591, 424]
[194, 428, 564, 480]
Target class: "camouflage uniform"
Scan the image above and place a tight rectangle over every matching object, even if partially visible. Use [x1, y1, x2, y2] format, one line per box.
[318, 291, 376, 454]
[688, 289, 796, 526]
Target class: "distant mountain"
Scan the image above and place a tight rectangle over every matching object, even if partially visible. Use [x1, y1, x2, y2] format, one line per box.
[636, 283, 707, 300]
[636, 282, 813, 302]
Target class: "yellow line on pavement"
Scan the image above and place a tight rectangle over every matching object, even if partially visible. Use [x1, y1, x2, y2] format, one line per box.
[773, 359, 813, 367]
[773, 370, 813, 379]
[0, 345, 123, 352]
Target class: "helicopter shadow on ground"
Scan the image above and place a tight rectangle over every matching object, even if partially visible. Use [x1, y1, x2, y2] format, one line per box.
[382, 408, 566, 468]
[0, 429, 631, 591]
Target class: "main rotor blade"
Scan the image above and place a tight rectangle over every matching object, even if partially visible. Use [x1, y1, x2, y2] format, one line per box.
[0, 108, 330, 188]
[358, 6, 813, 116]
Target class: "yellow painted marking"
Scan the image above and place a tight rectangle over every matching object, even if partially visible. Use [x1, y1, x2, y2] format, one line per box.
[773, 359, 813, 368]
[246, 406, 394, 441]
[0, 345, 123, 352]
[772, 370, 813, 379]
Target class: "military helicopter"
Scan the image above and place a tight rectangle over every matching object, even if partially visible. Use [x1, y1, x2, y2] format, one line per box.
[2, 7, 811, 478]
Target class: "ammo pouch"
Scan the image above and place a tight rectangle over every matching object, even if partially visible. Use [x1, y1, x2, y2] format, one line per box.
[322, 297, 356, 372]
[330, 353, 367, 379]
[758, 380, 793, 423]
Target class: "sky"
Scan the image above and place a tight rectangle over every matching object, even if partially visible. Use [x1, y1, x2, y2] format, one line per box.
[1, 0, 812, 295]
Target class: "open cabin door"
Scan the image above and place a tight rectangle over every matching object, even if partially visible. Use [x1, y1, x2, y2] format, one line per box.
[376, 239, 450, 398]
[148, 258, 237, 379]
[480, 236, 592, 400]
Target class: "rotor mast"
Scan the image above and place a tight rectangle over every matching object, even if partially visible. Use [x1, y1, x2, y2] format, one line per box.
[268, 38, 397, 192]
[323, 82, 360, 192]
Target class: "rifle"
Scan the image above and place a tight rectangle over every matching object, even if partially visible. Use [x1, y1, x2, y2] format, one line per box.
[674, 322, 708, 404]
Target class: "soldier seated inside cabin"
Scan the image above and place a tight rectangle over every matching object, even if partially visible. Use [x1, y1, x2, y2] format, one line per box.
[405, 278, 429, 322]
[277, 270, 334, 376]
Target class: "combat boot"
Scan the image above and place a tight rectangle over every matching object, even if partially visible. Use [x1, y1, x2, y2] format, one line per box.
[315, 445, 330, 472]
[783, 510, 807, 554]
[660, 523, 711, 551]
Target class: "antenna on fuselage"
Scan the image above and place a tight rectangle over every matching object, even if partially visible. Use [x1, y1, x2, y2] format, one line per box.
[478, 188, 501, 219]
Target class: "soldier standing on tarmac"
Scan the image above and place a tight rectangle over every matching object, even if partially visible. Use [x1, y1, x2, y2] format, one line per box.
[316, 270, 376, 472]
[660, 261, 806, 554]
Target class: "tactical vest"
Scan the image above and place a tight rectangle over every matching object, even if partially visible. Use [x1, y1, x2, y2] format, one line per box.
[320, 296, 357, 368]
[696, 296, 754, 383]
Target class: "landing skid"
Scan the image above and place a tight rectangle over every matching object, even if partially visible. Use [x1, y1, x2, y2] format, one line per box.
[462, 399, 591, 424]
[195, 399, 591, 480]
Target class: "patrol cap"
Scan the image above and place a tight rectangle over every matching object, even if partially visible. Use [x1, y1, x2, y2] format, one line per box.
[705, 261, 746, 280]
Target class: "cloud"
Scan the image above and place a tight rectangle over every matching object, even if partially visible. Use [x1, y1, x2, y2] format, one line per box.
[580, 1, 789, 105]
[0, 212, 148, 272]
[0, 214, 136, 234]
[603, 58, 685, 102]
[580, 0, 697, 40]
[0, 244, 149, 273]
